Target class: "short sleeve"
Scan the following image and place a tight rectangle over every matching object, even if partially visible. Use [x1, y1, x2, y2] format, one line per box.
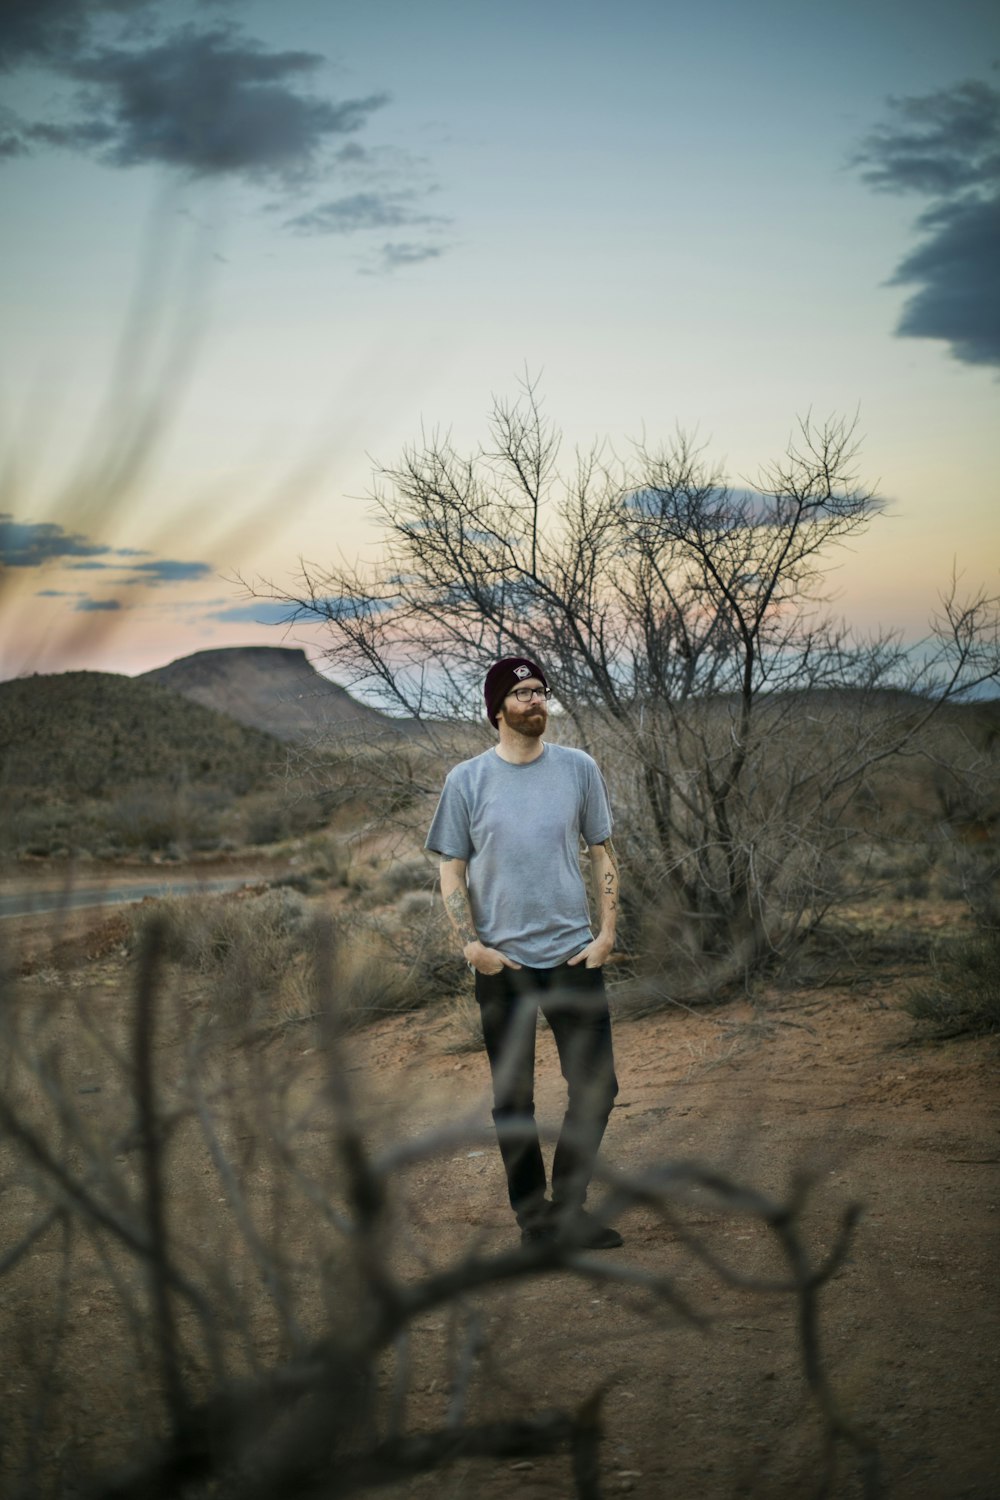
[425, 770, 473, 860]
[580, 756, 613, 846]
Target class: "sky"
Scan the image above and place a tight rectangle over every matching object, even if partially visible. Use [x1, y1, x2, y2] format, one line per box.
[0, 0, 997, 683]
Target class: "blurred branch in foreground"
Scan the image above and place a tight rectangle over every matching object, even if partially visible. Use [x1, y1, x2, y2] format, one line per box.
[0, 914, 881, 1500]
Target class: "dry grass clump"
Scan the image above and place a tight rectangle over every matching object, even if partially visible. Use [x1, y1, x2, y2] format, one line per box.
[372, 855, 436, 902]
[333, 889, 467, 1023]
[904, 929, 1000, 1039]
[123, 876, 467, 1035]
[128, 886, 312, 1024]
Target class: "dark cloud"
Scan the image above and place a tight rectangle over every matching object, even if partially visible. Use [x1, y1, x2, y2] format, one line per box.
[852, 80, 1000, 196]
[285, 190, 448, 237]
[75, 597, 122, 611]
[1, 512, 213, 585]
[0, 0, 159, 71]
[0, 513, 109, 567]
[0, 3, 446, 257]
[852, 80, 1000, 367]
[30, 27, 388, 183]
[891, 195, 1000, 366]
[127, 558, 213, 582]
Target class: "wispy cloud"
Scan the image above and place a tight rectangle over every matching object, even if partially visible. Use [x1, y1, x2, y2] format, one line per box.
[851, 79, 1000, 368]
[0, 513, 109, 567]
[206, 601, 299, 624]
[126, 558, 214, 582]
[75, 597, 123, 612]
[363, 241, 446, 276]
[2, 511, 213, 587]
[285, 190, 449, 237]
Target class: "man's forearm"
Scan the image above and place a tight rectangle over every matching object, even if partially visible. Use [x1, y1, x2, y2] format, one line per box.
[591, 839, 620, 942]
[439, 858, 478, 949]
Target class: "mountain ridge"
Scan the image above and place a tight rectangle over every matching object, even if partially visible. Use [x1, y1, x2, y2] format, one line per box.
[139, 645, 410, 743]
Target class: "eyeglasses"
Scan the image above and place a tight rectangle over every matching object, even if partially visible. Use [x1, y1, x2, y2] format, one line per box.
[508, 686, 551, 703]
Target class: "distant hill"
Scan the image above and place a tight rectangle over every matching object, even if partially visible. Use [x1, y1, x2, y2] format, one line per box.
[0, 671, 283, 801]
[140, 647, 410, 743]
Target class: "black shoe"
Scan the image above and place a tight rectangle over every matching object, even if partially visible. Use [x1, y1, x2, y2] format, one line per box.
[520, 1222, 555, 1247]
[552, 1207, 623, 1250]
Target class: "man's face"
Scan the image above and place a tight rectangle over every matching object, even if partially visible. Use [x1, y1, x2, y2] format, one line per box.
[499, 677, 548, 737]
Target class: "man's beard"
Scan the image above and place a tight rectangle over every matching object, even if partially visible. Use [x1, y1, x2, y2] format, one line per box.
[505, 707, 546, 739]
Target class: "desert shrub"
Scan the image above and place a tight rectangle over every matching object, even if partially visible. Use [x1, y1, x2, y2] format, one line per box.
[904, 929, 1000, 1038]
[238, 788, 330, 847]
[297, 832, 349, 886]
[100, 786, 196, 853]
[129, 886, 312, 1023]
[2, 799, 96, 858]
[373, 855, 436, 901]
[325, 928, 415, 1023]
[442, 990, 484, 1053]
[387, 888, 468, 1005]
[332, 887, 466, 1023]
[934, 843, 1000, 927]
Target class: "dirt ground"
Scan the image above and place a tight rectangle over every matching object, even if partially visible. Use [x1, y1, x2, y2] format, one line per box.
[1, 893, 998, 1500]
[342, 970, 999, 1500]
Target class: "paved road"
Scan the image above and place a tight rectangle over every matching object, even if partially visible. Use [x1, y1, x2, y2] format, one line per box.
[0, 877, 257, 920]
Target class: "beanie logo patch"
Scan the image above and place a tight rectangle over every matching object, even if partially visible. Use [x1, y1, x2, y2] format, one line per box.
[514, 665, 530, 678]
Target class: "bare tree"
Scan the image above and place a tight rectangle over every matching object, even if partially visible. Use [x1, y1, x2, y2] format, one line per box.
[263, 381, 1000, 993]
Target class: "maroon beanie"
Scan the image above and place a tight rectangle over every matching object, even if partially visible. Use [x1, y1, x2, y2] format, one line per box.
[483, 656, 549, 728]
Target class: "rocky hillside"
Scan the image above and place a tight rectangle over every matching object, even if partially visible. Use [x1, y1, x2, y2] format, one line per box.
[140, 647, 408, 743]
[0, 671, 283, 801]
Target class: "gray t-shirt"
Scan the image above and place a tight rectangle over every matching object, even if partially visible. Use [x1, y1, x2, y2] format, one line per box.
[425, 742, 613, 967]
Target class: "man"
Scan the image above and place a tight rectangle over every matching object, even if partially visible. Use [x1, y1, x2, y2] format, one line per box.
[425, 655, 622, 1250]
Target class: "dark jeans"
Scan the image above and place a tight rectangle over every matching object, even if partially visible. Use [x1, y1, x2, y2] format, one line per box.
[475, 961, 619, 1228]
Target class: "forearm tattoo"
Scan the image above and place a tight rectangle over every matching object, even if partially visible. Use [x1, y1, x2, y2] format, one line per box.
[600, 839, 619, 915]
[444, 886, 478, 947]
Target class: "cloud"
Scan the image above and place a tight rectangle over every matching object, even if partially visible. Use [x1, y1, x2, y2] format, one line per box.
[363, 241, 446, 276]
[890, 195, 1000, 366]
[126, 558, 213, 582]
[25, 26, 388, 183]
[75, 597, 122, 611]
[0, 4, 448, 257]
[0, 0, 121, 71]
[852, 80, 1000, 197]
[0, 513, 109, 567]
[285, 190, 448, 237]
[207, 601, 300, 624]
[851, 79, 1000, 368]
[1, 511, 214, 587]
